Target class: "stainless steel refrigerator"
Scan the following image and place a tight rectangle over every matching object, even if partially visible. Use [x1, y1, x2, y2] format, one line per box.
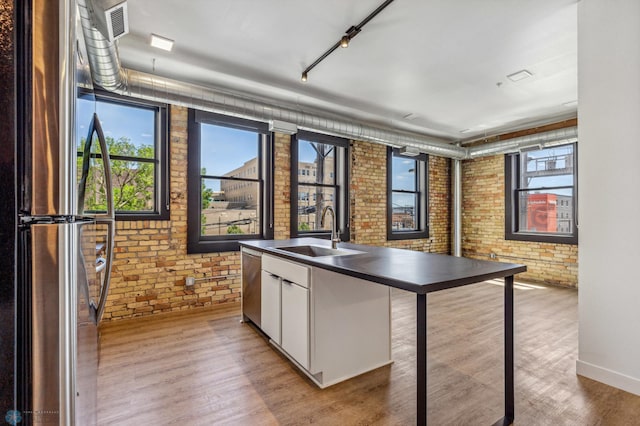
[15, 0, 114, 424]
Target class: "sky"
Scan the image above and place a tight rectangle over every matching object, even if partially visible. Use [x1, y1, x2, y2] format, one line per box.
[200, 124, 259, 176]
[199, 127, 341, 177]
[522, 144, 574, 195]
[77, 96, 155, 151]
[391, 156, 418, 209]
[76, 102, 423, 208]
[76, 99, 574, 204]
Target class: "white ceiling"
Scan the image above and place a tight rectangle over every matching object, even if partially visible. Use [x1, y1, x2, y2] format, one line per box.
[117, 0, 578, 143]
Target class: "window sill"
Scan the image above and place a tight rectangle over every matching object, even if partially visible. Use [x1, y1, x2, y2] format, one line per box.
[505, 232, 578, 245]
[187, 235, 265, 254]
[115, 211, 170, 221]
[387, 229, 429, 241]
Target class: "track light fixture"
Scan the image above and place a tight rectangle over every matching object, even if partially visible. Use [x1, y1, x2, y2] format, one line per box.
[300, 0, 395, 83]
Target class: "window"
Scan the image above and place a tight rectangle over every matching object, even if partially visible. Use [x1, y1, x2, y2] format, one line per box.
[187, 110, 273, 253]
[77, 91, 169, 220]
[290, 131, 350, 240]
[387, 147, 429, 240]
[505, 143, 577, 244]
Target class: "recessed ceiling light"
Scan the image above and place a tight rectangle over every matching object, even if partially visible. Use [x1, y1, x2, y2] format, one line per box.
[150, 34, 174, 51]
[506, 70, 533, 82]
[563, 100, 578, 107]
[460, 129, 473, 134]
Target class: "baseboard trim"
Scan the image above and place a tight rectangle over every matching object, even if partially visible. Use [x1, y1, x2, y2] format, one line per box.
[576, 359, 640, 396]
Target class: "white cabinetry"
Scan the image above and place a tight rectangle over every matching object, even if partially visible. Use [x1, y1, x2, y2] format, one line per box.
[310, 267, 391, 385]
[259, 252, 392, 388]
[261, 254, 310, 369]
[260, 270, 281, 344]
[281, 279, 309, 370]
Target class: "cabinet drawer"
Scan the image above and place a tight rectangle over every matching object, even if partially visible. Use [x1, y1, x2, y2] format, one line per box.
[262, 254, 310, 288]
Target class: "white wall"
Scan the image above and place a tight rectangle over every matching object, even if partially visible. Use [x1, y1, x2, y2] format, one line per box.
[577, 0, 640, 395]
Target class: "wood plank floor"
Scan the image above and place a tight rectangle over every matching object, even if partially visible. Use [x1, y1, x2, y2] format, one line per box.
[97, 280, 640, 425]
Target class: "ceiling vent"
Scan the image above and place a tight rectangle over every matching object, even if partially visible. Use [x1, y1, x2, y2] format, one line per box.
[88, 0, 129, 42]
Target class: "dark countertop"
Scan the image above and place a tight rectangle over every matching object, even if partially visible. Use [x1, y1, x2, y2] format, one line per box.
[240, 238, 526, 295]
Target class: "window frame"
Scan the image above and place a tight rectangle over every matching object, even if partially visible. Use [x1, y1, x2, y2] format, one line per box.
[81, 90, 170, 221]
[290, 130, 350, 241]
[187, 109, 274, 253]
[504, 142, 578, 244]
[386, 147, 429, 240]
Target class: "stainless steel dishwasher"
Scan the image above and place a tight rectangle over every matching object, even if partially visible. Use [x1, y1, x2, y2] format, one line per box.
[241, 248, 262, 327]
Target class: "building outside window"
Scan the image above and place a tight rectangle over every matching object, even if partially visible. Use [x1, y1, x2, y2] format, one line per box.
[187, 110, 273, 253]
[386, 147, 429, 240]
[290, 131, 350, 240]
[505, 143, 577, 244]
[76, 91, 169, 220]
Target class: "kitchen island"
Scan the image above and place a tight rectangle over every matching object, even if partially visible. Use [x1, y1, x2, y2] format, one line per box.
[240, 238, 526, 426]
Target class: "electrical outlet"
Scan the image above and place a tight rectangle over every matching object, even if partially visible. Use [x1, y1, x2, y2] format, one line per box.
[186, 277, 195, 286]
[489, 253, 497, 259]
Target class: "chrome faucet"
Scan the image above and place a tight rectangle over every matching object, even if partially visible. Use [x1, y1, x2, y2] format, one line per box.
[321, 206, 340, 249]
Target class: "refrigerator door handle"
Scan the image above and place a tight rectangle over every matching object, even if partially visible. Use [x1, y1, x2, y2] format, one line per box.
[94, 217, 114, 323]
[93, 112, 115, 323]
[77, 112, 115, 323]
[78, 112, 115, 220]
[93, 112, 115, 220]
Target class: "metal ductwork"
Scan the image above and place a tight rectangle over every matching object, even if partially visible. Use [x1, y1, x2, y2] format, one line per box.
[466, 127, 578, 159]
[76, 0, 466, 159]
[78, 0, 127, 90]
[452, 158, 462, 257]
[122, 69, 469, 159]
[77, 0, 576, 160]
[85, 0, 129, 42]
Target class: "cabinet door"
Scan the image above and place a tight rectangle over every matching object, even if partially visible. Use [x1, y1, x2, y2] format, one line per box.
[261, 271, 281, 344]
[281, 280, 309, 370]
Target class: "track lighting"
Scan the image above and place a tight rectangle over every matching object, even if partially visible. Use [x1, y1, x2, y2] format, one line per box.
[300, 0, 395, 82]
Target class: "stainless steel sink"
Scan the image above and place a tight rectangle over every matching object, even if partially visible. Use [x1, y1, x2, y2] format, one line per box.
[275, 245, 363, 258]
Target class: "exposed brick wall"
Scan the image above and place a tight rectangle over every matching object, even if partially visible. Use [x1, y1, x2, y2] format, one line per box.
[411, 155, 450, 254]
[349, 141, 387, 246]
[104, 105, 574, 321]
[104, 106, 241, 321]
[349, 141, 451, 253]
[273, 133, 290, 240]
[461, 155, 578, 287]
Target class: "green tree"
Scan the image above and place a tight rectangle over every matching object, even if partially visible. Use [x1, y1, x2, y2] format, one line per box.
[298, 222, 310, 231]
[111, 138, 154, 211]
[78, 136, 155, 212]
[201, 168, 214, 234]
[227, 224, 244, 234]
